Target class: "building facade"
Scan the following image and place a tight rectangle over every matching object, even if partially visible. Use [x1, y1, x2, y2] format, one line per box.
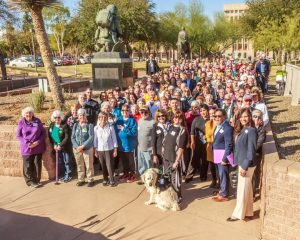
[223, 3, 254, 61]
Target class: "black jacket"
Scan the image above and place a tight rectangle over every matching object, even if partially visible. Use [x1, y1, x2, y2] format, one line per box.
[48, 123, 71, 150]
[146, 59, 160, 75]
[152, 123, 166, 156]
[256, 125, 267, 154]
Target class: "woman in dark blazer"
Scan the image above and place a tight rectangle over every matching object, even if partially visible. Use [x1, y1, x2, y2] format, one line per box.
[152, 109, 169, 167]
[228, 108, 257, 221]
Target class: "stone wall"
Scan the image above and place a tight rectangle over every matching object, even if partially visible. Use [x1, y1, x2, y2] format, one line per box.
[0, 125, 55, 180]
[260, 126, 300, 240]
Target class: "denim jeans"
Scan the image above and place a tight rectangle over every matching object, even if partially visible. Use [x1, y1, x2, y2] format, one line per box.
[137, 149, 152, 176]
[58, 150, 72, 179]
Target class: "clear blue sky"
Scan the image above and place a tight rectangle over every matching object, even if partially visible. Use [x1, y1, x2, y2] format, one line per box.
[63, 0, 246, 20]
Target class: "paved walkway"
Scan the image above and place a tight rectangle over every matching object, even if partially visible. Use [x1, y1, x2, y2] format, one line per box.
[0, 175, 261, 240]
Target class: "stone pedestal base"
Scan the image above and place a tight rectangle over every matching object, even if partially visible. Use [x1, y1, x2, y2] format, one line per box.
[91, 52, 133, 90]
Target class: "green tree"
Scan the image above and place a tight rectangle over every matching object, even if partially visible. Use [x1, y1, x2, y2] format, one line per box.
[70, 0, 158, 54]
[0, 0, 15, 80]
[43, 5, 70, 57]
[9, 0, 64, 108]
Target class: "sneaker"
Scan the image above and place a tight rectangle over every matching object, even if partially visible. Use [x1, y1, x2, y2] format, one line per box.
[109, 181, 116, 187]
[102, 180, 109, 186]
[118, 173, 129, 181]
[64, 177, 72, 183]
[76, 181, 85, 187]
[127, 174, 136, 183]
[87, 181, 94, 187]
[58, 178, 65, 183]
[36, 182, 42, 187]
[30, 183, 39, 188]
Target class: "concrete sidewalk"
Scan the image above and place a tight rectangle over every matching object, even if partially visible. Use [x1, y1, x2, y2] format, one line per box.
[0, 176, 261, 240]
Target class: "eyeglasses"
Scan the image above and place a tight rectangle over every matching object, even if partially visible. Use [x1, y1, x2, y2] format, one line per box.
[122, 110, 129, 112]
[214, 115, 222, 118]
[252, 94, 258, 97]
[140, 111, 148, 114]
[158, 115, 165, 118]
[237, 100, 243, 103]
[54, 117, 61, 119]
[252, 115, 261, 119]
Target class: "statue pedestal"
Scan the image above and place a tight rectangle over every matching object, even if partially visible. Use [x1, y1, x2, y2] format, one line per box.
[91, 52, 133, 90]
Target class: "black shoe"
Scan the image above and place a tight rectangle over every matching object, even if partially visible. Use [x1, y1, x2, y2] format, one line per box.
[227, 217, 239, 222]
[64, 177, 72, 183]
[102, 180, 108, 186]
[30, 183, 39, 188]
[76, 181, 85, 187]
[87, 181, 94, 187]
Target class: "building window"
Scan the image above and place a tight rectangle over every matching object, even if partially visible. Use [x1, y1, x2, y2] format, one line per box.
[244, 52, 247, 58]
[238, 44, 243, 50]
[231, 10, 234, 13]
[244, 44, 248, 50]
[235, 10, 238, 13]
[225, 11, 229, 14]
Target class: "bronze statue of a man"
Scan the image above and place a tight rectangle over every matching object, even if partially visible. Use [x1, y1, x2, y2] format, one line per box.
[94, 4, 124, 52]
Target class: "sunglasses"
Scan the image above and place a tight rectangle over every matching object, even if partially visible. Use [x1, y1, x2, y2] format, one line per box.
[121, 110, 129, 112]
[237, 100, 243, 103]
[214, 115, 222, 118]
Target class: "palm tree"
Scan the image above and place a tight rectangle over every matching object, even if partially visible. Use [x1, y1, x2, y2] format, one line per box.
[9, 0, 64, 108]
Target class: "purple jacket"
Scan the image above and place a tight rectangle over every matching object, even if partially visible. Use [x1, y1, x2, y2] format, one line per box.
[17, 117, 46, 156]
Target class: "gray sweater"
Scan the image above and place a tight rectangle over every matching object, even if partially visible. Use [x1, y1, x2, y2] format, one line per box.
[138, 118, 155, 151]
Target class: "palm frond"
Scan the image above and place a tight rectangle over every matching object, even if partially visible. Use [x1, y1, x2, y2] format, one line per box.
[8, 0, 62, 10]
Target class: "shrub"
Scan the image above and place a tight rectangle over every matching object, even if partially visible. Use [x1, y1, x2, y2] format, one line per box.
[29, 91, 46, 112]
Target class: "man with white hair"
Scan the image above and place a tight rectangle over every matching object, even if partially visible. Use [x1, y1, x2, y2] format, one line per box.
[78, 93, 97, 124]
[256, 53, 270, 93]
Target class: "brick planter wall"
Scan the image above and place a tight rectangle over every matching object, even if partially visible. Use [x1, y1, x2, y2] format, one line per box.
[260, 126, 300, 240]
[0, 125, 55, 180]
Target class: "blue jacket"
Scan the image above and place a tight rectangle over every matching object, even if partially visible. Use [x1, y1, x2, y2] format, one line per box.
[213, 120, 233, 163]
[71, 122, 94, 150]
[234, 127, 257, 170]
[184, 79, 197, 92]
[115, 117, 137, 152]
[256, 59, 270, 77]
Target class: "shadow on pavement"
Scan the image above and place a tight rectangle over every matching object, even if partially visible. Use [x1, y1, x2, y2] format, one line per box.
[0, 209, 107, 240]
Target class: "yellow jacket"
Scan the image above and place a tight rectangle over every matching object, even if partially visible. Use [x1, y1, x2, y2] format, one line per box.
[205, 120, 216, 162]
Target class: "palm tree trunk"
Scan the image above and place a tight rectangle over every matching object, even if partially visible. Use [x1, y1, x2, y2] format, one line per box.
[0, 50, 7, 80]
[30, 6, 64, 108]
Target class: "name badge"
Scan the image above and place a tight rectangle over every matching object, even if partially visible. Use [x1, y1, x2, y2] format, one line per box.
[32, 122, 38, 127]
[245, 129, 248, 134]
[138, 127, 140, 131]
[219, 129, 224, 134]
[82, 128, 87, 133]
[171, 131, 176, 136]
[156, 130, 161, 134]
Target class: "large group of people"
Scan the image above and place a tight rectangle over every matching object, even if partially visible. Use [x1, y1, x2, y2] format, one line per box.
[17, 53, 270, 221]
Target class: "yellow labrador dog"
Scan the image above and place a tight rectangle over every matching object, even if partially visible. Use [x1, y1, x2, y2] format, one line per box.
[142, 168, 180, 211]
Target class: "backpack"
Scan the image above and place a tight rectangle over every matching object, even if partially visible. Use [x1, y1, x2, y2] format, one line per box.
[96, 9, 111, 28]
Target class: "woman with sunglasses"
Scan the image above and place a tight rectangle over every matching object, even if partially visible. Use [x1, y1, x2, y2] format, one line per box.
[152, 109, 169, 167]
[49, 110, 72, 183]
[227, 108, 257, 221]
[115, 104, 138, 183]
[162, 110, 188, 201]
